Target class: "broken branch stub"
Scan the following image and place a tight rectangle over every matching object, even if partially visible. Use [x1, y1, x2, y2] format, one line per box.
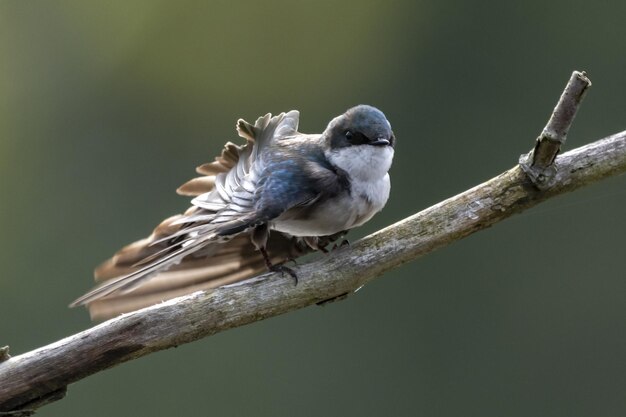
[520, 70, 592, 188]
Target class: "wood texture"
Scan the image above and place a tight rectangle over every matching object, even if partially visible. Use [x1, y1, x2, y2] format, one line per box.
[520, 70, 592, 188]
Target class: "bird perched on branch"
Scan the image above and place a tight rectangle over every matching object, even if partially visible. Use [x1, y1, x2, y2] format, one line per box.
[71, 105, 395, 320]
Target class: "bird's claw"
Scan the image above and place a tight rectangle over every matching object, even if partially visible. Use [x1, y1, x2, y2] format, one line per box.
[270, 264, 299, 285]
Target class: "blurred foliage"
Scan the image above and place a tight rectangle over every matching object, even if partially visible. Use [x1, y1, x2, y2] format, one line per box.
[1, 1, 625, 416]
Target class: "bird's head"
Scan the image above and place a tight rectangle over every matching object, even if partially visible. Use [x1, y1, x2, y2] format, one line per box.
[323, 105, 395, 181]
[324, 105, 395, 150]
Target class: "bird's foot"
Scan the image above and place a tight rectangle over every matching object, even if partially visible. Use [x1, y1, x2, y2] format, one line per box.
[270, 264, 299, 285]
[260, 247, 299, 285]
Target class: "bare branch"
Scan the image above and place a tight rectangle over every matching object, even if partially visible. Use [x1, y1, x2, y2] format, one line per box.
[2, 72, 625, 414]
[1, 129, 625, 413]
[520, 70, 592, 188]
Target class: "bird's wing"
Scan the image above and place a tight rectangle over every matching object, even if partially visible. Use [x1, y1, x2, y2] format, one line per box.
[72, 111, 341, 319]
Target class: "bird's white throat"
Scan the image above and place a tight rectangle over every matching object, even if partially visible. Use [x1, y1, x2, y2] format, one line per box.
[326, 145, 394, 182]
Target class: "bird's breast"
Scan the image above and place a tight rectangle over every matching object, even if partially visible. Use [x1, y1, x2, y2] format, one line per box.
[271, 173, 390, 237]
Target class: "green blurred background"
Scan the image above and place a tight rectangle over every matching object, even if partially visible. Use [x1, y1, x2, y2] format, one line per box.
[1, 1, 625, 416]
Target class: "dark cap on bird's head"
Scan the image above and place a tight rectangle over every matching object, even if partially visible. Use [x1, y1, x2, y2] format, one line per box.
[325, 105, 395, 149]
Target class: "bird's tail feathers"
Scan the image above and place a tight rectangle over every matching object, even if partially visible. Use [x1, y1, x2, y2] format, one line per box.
[69, 233, 215, 307]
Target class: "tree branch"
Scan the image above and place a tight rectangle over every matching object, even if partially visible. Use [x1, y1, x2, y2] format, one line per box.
[2, 72, 626, 415]
[520, 70, 592, 188]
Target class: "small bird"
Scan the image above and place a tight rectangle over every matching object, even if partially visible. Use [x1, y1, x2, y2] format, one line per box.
[71, 105, 395, 319]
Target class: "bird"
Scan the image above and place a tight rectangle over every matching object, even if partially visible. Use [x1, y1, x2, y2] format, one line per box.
[70, 105, 395, 320]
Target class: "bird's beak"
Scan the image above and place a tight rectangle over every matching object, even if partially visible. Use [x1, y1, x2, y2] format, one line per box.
[370, 138, 391, 147]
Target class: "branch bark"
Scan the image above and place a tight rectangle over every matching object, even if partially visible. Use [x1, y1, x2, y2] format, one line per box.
[520, 70, 592, 188]
[2, 72, 626, 415]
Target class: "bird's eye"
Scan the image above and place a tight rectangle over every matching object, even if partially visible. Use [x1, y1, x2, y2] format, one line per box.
[343, 130, 370, 146]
